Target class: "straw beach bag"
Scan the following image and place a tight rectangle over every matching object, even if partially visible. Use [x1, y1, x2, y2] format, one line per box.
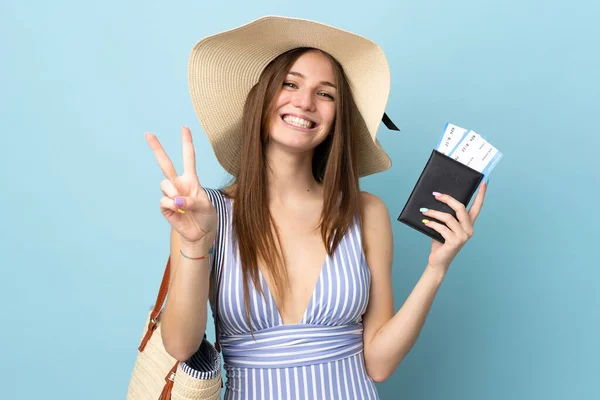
[126, 188, 227, 400]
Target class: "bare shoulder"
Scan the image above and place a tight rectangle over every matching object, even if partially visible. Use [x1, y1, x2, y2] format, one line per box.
[360, 191, 389, 218]
[359, 192, 392, 243]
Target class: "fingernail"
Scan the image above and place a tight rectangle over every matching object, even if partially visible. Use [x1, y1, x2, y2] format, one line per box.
[175, 197, 184, 207]
[177, 208, 186, 214]
[419, 208, 429, 212]
[432, 192, 442, 197]
[422, 219, 430, 224]
[486, 178, 490, 186]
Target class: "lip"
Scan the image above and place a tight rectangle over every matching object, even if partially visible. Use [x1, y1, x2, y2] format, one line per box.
[280, 113, 320, 129]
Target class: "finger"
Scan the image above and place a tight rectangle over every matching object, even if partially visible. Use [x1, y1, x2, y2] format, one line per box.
[433, 192, 471, 227]
[182, 126, 197, 178]
[160, 196, 186, 215]
[171, 195, 211, 213]
[421, 219, 454, 243]
[468, 179, 488, 223]
[160, 179, 179, 199]
[145, 132, 178, 180]
[421, 208, 468, 239]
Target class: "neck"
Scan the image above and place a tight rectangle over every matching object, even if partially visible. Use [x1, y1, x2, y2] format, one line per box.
[265, 144, 322, 205]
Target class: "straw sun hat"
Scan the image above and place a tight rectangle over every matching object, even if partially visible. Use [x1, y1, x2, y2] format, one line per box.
[188, 15, 399, 178]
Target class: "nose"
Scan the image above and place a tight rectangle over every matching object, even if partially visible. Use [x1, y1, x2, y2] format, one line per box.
[291, 88, 316, 112]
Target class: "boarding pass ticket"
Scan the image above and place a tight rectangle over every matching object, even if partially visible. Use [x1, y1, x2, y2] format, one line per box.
[436, 123, 503, 180]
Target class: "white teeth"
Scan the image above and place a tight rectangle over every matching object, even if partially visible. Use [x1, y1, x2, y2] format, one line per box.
[283, 115, 314, 129]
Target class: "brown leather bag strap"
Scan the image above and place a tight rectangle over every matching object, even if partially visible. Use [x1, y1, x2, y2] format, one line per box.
[152, 258, 172, 321]
[139, 256, 172, 352]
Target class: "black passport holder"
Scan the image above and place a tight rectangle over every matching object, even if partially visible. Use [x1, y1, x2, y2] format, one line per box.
[397, 149, 484, 243]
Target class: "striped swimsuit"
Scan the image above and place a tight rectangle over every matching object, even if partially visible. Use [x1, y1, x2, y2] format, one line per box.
[210, 194, 379, 400]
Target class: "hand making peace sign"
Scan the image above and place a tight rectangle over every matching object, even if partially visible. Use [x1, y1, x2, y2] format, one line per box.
[145, 126, 217, 247]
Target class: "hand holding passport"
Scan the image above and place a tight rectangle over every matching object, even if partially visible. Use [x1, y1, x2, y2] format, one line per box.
[397, 123, 503, 243]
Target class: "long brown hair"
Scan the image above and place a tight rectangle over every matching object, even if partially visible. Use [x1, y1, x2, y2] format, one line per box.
[227, 47, 363, 329]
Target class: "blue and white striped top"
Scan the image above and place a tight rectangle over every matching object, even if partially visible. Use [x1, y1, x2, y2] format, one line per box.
[209, 193, 379, 399]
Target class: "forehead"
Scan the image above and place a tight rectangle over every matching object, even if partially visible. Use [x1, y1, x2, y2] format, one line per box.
[288, 51, 335, 81]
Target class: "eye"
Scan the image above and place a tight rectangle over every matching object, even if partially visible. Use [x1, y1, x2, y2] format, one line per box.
[283, 81, 298, 89]
[318, 92, 335, 100]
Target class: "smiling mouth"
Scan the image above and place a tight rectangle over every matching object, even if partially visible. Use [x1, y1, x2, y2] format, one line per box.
[281, 114, 318, 129]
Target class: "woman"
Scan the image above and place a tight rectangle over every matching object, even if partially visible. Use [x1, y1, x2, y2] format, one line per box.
[145, 16, 487, 399]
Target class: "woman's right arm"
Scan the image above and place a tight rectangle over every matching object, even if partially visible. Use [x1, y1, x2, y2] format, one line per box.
[144, 126, 218, 361]
[160, 228, 213, 361]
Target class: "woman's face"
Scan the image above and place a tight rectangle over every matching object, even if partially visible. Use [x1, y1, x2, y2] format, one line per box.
[266, 50, 337, 154]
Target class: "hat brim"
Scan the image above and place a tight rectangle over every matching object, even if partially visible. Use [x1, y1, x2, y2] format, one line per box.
[188, 15, 392, 177]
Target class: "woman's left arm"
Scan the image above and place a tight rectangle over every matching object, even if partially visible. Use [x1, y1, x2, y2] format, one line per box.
[361, 181, 488, 382]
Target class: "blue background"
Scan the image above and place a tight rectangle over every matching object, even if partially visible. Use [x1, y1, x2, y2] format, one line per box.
[1, 0, 598, 398]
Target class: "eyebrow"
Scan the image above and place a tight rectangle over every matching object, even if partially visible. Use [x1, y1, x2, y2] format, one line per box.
[288, 71, 337, 89]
